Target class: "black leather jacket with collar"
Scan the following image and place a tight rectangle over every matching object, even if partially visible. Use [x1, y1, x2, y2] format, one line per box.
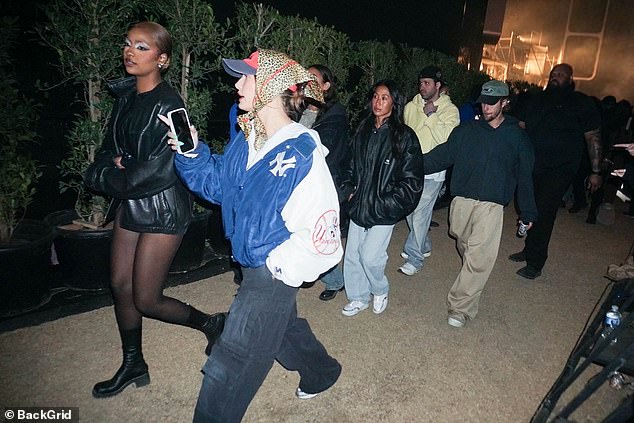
[340, 120, 425, 228]
[84, 77, 192, 234]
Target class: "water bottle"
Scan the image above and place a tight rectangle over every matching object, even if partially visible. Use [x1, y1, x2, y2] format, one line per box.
[609, 371, 625, 389]
[601, 305, 622, 345]
[517, 221, 529, 238]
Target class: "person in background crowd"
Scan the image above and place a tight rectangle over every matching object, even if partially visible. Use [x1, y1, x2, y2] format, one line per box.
[399, 65, 459, 276]
[299, 64, 350, 301]
[339, 79, 424, 317]
[509, 63, 602, 279]
[84, 21, 225, 399]
[613, 141, 634, 217]
[423, 80, 537, 327]
[171, 49, 343, 422]
[458, 84, 483, 123]
[611, 143, 634, 183]
[587, 98, 633, 224]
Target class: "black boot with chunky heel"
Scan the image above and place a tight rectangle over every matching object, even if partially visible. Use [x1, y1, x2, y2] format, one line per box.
[187, 307, 227, 355]
[92, 328, 150, 398]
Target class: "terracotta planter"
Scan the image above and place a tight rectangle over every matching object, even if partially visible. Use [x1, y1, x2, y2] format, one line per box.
[0, 220, 56, 317]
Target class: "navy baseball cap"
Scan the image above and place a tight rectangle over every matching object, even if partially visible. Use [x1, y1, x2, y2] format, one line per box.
[222, 51, 258, 78]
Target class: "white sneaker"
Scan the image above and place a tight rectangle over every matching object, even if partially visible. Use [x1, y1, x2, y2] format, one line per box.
[398, 262, 420, 276]
[400, 251, 431, 260]
[448, 313, 466, 328]
[342, 301, 369, 317]
[296, 387, 318, 400]
[373, 294, 388, 314]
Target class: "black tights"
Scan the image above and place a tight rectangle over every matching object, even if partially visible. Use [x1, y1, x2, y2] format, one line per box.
[110, 217, 190, 331]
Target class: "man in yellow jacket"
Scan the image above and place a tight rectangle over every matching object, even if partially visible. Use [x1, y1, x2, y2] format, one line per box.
[399, 65, 460, 276]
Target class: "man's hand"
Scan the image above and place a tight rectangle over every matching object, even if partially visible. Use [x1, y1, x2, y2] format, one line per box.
[587, 174, 602, 192]
[423, 101, 438, 116]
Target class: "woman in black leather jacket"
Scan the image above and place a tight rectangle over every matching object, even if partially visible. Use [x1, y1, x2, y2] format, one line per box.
[339, 79, 424, 317]
[84, 21, 225, 399]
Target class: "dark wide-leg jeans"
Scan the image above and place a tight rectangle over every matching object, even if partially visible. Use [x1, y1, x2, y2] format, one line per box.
[193, 266, 342, 423]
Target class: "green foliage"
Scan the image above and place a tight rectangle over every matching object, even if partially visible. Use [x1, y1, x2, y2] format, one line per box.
[229, 4, 489, 129]
[0, 17, 42, 242]
[233, 3, 354, 91]
[37, 0, 135, 224]
[346, 40, 401, 125]
[59, 113, 111, 223]
[153, 0, 231, 136]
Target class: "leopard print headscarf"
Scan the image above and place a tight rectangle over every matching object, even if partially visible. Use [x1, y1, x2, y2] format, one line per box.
[237, 49, 324, 150]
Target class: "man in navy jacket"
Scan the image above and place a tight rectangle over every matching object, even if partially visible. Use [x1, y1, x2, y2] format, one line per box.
[423, 80, 538, 328]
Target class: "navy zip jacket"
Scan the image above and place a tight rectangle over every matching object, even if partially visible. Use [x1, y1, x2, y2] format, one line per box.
[424, 115, 538, 223]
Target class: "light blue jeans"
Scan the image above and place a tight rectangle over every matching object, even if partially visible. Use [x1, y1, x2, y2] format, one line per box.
[403, 178, 444, 269]
[343, 221, 395, 303]
[321, 263, 344, 291]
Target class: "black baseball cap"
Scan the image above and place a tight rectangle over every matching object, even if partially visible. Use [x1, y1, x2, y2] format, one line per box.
[418, 65, 445, 84]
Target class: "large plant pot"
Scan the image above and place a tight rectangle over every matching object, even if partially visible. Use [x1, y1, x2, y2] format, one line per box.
[0, 219, 56, 317]
[170, 209, 213, 273]
[45, 209, 112, 291]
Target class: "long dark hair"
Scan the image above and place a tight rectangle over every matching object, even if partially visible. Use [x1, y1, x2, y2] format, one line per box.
[308, 64, 338, 103]
[280, 81, 310, 122]
[356, 79, 407, 158]
[307, 64, 340, 123]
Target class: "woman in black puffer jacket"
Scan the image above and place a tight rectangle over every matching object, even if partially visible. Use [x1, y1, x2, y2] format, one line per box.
[339, 79, 424, 317]
[84, 21, 224, 399]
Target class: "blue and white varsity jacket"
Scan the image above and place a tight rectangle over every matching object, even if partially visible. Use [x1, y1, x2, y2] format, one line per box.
[174, 122, 343, 287]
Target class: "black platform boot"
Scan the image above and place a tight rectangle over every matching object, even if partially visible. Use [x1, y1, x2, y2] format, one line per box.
[92, 327, 150, 398]
[187, 306, 227, 356]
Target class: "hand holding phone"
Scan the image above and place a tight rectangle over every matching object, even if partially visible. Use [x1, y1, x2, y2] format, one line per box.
[165, 108, 197, 155]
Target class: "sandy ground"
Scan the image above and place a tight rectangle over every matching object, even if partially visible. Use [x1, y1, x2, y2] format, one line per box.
[1, 201, 633, 423]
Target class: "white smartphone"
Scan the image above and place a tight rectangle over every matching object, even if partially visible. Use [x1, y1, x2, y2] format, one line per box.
[166, 108, 195, 154]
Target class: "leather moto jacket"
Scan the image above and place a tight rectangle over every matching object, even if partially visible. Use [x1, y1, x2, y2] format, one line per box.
[84, 77, 192, 234]
[340, 120, 424, 228]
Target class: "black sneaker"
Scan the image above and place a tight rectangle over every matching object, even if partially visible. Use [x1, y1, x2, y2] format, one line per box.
[517, 265, 542, 280]
[508, 251, 526, 262]
[319, 288, 343, 301]
[568, 203, 587, 214]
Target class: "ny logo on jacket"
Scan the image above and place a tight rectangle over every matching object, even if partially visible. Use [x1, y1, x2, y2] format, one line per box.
[269, 152, 297, 176]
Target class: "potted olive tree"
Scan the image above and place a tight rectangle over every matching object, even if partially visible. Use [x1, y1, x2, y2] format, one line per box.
[0, 17, 54, 316]
[36, 0, 138, 290]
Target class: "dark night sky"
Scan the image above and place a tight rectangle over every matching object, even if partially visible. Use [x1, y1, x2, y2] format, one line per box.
[216, 0, 467, 56]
